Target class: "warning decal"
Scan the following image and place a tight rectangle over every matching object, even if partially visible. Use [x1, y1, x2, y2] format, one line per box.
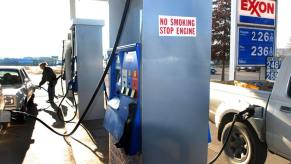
[159, 15, 197, 37]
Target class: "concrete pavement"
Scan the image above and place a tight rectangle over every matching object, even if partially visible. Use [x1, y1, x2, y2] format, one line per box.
[0, 74, 108, 164]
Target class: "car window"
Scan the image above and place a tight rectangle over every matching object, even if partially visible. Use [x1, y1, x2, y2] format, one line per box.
[19, 69, 26, 81]
[21, 69, 30, 81]
[0, 70, 22, 85]
[22, 69, 29, 78]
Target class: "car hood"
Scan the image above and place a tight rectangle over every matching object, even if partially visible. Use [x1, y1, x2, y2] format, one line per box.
[2, 86, 23, 96]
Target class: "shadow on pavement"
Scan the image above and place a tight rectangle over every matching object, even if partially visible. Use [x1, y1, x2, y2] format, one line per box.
[42, 102, 65, 129]
[0, 103, 38, 164]
[82, 120, 109, 164]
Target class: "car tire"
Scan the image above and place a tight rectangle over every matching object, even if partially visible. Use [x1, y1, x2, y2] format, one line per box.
[222, 121, 267, 164]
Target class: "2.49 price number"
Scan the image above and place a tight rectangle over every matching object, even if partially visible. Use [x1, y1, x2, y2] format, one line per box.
[251, 46, 273, 56]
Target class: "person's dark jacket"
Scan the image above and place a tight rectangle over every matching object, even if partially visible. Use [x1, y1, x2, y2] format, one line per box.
[39, 67, 57, 87]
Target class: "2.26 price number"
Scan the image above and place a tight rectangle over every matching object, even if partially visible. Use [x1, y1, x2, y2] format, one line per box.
[251, 31, 274, 42]
[251, 46, 273, 56]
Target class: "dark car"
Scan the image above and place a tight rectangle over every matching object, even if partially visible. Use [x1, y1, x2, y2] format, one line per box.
[237, 66, 260, 72]
[210, 61, 217, 75]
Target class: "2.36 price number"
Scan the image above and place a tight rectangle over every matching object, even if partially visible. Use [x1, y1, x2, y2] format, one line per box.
[251, 46, 273, 56]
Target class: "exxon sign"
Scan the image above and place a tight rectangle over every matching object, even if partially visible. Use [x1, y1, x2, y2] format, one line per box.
[238, 0, 276, 27]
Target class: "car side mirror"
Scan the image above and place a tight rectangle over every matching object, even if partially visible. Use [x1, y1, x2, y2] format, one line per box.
[24, 78, 29, 82]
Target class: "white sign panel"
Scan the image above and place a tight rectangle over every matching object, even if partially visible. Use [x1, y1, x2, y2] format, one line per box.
[159, 15, 197, 37]
[238, 0, 276, 26]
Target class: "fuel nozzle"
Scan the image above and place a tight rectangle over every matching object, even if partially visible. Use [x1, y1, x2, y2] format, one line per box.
[237, 105, 256, 120]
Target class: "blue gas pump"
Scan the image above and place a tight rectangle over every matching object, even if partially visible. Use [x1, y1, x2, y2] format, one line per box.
[104, 43, 141, 155]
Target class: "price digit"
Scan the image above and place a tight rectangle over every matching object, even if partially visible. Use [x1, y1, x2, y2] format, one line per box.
[264, 32, 269, 42]
[263, 47, 269, 56]
[251, 46, 257, 56]
[258, 32, 264, 41]
[257, 46, 263, 56]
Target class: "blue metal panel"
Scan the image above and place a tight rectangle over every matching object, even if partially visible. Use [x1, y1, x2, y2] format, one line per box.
[109, 0, 142, 47]
[109, 0, 211, 163]
[142, 0, 211, 163]
[239, 16, 275, 26]
[238, 27, 275, 65]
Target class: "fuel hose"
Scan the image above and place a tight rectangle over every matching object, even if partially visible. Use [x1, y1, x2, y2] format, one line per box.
[208, 106, 255, 164]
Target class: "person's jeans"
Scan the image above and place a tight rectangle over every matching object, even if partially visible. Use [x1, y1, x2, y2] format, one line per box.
[48, 80, 57, 101]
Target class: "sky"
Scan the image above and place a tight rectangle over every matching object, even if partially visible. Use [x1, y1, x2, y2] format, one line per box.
[277, 0, 291, 49]
[0, 0, 109, 58]
[0, 0, 289, 58]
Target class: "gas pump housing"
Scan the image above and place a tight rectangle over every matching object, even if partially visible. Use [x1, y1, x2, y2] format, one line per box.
[106, 0, 212, 163]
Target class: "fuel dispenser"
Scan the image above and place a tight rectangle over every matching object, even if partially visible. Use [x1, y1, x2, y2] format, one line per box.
[105, 0, 212, 163]
[64, 19, 105, 120]
[104, 43, 141, 155]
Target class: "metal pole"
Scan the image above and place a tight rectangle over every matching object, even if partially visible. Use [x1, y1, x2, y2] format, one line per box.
[70, 0, 76, 20]
[229, 0, 238, 80]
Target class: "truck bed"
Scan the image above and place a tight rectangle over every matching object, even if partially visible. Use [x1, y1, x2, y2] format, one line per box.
[212, 80, 274, 92]
[209, 80, 272, 123]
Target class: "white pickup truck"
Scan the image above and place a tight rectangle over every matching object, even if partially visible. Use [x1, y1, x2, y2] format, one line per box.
[209, 56, 291, 164]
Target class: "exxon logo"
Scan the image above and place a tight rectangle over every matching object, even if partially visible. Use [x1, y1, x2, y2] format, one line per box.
[240, 0, 275, 17]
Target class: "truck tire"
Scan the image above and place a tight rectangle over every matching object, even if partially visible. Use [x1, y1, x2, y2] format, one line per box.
[222, 121, 267, 164]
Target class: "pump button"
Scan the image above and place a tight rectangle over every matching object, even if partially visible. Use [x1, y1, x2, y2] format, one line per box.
[121, 87, 125, 94]
[125, 87, 130, 96]
[130, 89, 136, 98]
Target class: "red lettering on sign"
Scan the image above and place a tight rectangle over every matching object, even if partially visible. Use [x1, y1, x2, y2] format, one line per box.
[241, 0, 248, 10]
[267, 3, 274, 14]
[160, 27, 174, 35]
[249, 0, 260, 17]
[160, 18, 167, 25]
[171, 18, 195, 26]
[258, 2, 266, 13]
[240, 0, 275, 17]
[176, 27, 195, 35]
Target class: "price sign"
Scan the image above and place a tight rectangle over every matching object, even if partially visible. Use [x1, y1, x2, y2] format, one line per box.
[238, 27, 275, 65]
[266, 57, 282, 81]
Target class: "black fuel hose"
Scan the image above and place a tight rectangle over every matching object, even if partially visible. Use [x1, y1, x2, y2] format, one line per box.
[208, 106, 255, 164]
[208, 115, 237, 164]
[12, 0, 131, 137]
[39, 86, 59, 99]
[57, 89, 78, 123]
